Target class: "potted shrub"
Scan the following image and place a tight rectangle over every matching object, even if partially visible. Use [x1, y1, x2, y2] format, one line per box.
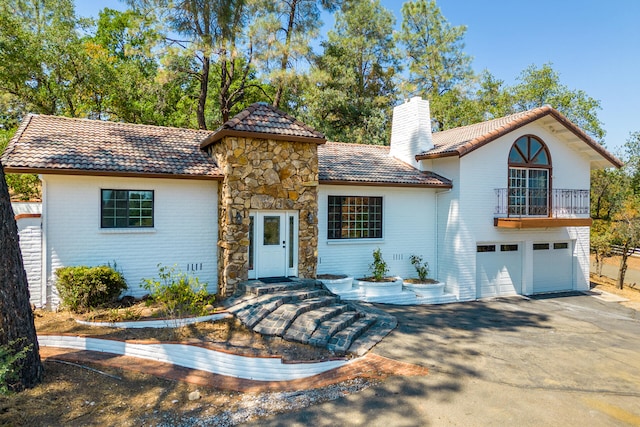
[317, 273, 354, 293]
[403, 255, 445, 297]
[353, 248, 403, 297]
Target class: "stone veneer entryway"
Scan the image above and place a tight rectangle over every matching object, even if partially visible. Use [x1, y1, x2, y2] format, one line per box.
[206, 135, 322, 296]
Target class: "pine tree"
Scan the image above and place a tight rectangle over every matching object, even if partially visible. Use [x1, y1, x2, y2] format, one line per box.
[0, 163, 43, 392]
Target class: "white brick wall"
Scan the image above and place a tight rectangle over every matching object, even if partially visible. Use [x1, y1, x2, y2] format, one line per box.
[16, 215, 43, 307]
[426, 122, 594, 300]
[571, 226, 591, 291]
[389, 97, 433, 170]
[40, 175, 219, 304]
[317, 185, 437, 281]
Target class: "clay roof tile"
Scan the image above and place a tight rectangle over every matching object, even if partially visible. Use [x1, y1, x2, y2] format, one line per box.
[201, 103, 325, 147]
[1, 115, 222, 179]
[319, 142, 451, 187]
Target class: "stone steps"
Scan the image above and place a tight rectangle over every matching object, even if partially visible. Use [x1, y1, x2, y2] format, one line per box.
[225, 279, 398, 356]
[284, 304, 351, 344]
[240, 279, 319, 296]
[253, 295, 338, 336]
[327, 317, 377, 354]
[227, 288, 331, 328]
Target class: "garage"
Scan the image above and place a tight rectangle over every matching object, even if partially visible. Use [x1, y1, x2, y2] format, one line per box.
[476, 243, 522, 298]
[532, 241, 573, 293]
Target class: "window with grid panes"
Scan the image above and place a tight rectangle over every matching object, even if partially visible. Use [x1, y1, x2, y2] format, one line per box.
[508, 135, 551, 216]
[327, 196, 382, 239]
[101, 190, 154, 228]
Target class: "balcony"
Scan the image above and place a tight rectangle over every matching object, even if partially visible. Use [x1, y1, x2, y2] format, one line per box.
[494, 188, 592, 228]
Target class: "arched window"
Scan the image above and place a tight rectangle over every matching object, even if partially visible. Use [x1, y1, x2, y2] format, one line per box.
[508, 136, 551, 216]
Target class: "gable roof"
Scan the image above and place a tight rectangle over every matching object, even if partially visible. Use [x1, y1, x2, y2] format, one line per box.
[416, 106, 623, 169]
[1, 115, 222, 179]
[201, 103, 326, 148]
[1, 113, 448, 187]
[319, 142, 451, 188]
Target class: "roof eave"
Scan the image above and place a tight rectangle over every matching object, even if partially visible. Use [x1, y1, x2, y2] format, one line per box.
[415, 151, 460, 160]
[319, 179, 452, 188]
[1, 114, 35, 163]
[200, 129, 327, 149]
[4, 167, 224, 181]
[416, 106, 623, 168]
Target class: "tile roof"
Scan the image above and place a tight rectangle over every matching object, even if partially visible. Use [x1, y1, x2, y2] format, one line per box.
[417, 106, 623, 168]
[201, 103, 326, 148]
[319, 142, 452, 187]
[1, 115, 222, 179]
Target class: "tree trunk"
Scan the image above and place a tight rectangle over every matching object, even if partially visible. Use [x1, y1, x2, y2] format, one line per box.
[595, 251, 602, 276]
[0, 164, 43, 391]
[617, 247, 630, 290]
[196, 56, 211, 130]
[272, 0, 298, 109]
[220, 56, 233, 123]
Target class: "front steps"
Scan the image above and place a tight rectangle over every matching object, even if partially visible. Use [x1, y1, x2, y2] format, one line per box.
[224, 279, 397, 356]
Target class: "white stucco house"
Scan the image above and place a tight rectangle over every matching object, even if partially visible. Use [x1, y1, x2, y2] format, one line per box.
[2, 98, 621, 308]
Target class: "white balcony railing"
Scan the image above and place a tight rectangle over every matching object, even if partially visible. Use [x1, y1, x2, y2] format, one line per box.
[494, 188, 590, 218]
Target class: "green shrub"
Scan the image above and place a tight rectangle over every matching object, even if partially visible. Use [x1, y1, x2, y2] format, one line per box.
[410, 254, 430, 281]
[55, 265, 128, 312]
[369, 248, 389, 281]
[0, 337, 30, 395]
[140, 264, 212, 318]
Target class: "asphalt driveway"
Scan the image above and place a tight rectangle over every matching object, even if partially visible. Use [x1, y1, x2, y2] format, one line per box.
[245, 293, 640, 426]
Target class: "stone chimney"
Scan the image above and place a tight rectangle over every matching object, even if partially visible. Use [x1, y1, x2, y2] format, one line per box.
[389, 97, 433, 170]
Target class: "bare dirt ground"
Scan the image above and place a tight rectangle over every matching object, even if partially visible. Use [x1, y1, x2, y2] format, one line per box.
[2, 359, 244, 426]
[0, 308, 347, 426]
[589, 254, 640, 310]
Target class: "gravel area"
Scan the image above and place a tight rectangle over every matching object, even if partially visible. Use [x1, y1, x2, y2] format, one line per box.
[153, 378, 376, 426]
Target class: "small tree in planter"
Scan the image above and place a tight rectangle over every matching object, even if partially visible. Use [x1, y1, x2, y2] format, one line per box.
[369, 248, 389, 281]
[404, 254, 445, 297]
[354, 248, 402, 297]
[405, 255, 438, 284]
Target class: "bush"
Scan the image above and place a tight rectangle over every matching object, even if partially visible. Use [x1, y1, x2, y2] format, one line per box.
[369, 248, 389, 281]
[55, 265, 128, 312]
[140, 264, 212, 319]
[410, 255, 430, 281]
[0, 337, 30, 395]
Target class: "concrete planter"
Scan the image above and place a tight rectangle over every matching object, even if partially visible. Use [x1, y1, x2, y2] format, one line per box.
[354, 277, 403, 297]
[403, 281, 445, 298]
[318, 275, 354, 293]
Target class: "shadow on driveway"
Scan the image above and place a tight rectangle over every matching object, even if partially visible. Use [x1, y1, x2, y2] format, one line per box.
[245, 295, 640, 426]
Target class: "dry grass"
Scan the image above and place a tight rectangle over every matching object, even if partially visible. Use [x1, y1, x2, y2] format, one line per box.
[0, 359, 245, 426]
[0, 306, 339, 426]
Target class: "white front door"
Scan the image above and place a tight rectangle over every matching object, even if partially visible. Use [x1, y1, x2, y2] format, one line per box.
[249, 211, 298, 279]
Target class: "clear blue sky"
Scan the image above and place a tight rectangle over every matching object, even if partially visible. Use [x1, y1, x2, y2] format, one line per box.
[75, 0, 640, 154]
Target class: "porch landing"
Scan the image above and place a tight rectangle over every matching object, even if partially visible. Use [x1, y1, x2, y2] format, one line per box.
[224, 279, 397, 356]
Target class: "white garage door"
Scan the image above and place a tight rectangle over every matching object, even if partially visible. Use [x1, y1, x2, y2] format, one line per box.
[476, 243, 522, 298]
[533, 242, 573, 293]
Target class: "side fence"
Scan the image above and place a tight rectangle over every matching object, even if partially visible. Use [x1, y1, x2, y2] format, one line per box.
[604, 245, 640, 258]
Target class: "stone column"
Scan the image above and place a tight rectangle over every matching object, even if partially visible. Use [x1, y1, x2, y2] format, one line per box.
[208, 136, 319, 296]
